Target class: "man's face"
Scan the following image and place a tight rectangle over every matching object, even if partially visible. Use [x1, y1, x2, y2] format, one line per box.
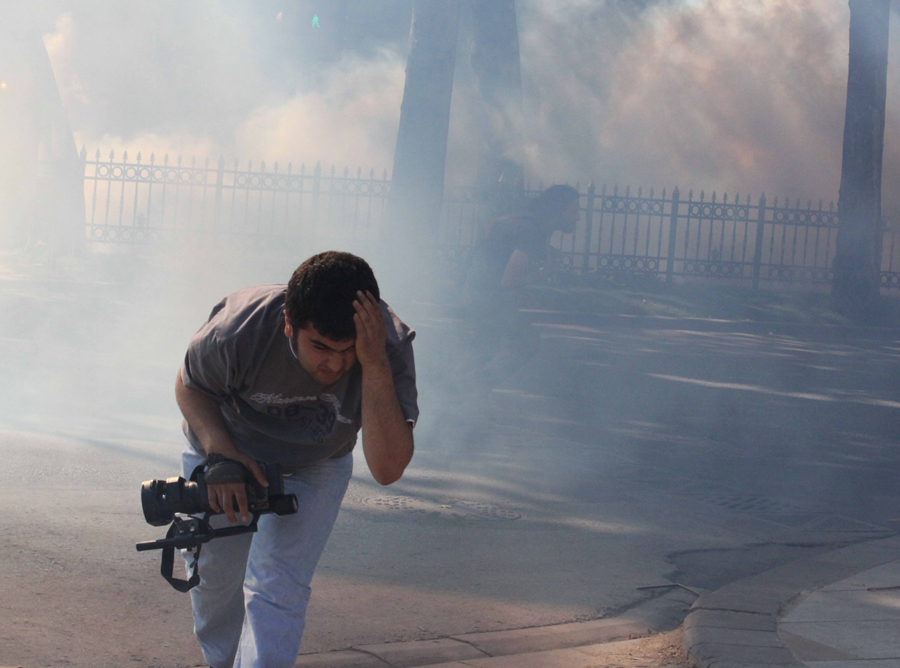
[284, 317, 357, 385]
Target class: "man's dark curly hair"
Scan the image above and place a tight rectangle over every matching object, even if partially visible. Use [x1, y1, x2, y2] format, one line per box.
[285, 251, 380, 341]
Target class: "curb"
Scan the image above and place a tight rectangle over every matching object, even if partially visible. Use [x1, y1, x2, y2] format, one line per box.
[683, 535, 900, 668]
[295, 587, 696, 668]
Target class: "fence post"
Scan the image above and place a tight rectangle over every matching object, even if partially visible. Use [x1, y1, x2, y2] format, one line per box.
[213, 155, 225, 230]
[582, 182, 595, 272]
[666, 187, 680, 283]
[312, 161, 322, 214]
[752, 193, 767, 289]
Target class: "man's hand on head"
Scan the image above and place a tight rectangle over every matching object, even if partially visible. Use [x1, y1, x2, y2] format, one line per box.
[353, 291, 388, 370]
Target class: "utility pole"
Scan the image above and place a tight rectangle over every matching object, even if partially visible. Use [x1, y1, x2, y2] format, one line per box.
[832, 0, 890, 321]
[390, 0, 461, 243]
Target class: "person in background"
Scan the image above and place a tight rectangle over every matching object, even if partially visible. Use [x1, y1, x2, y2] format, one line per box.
[461, 184, 580, 390]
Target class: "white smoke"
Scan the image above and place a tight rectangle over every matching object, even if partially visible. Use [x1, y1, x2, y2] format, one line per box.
[39, 1, 900, 215]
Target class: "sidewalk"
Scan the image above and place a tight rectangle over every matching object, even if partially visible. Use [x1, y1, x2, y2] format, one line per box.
[295, 587, 695, 667]
[684, 535, 900, 668]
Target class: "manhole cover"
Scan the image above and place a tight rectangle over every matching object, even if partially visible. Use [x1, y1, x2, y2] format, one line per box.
[363, 496, 521, 521]
[365, 496, 417, 511]
[678, 490, 822, 526]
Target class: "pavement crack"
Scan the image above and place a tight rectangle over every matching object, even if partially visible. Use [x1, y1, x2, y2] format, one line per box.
[449, 636, 492, 657]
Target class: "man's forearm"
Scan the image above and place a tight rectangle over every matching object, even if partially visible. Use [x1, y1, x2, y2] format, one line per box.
[360, 361, 414, 485]
[175, 368, 235, 456]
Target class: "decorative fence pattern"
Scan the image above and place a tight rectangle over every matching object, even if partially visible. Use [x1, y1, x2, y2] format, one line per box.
[81, 148, 900, 289]
[83, 149, 390, 246]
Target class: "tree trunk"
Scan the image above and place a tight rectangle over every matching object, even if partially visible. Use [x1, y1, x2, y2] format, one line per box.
[0, 11, 85, 257]
[470, 0, 524, 200]
[832, 0, 890, 321]
[390, 0, 461, 243]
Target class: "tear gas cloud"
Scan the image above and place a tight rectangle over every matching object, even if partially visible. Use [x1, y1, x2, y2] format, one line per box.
[1, 0, 898, 465]
[35, 0, 900, 217]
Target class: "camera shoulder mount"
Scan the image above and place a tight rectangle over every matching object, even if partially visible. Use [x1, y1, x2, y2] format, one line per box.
[136, 460, 299, 592]
[137, 510, 261, 592]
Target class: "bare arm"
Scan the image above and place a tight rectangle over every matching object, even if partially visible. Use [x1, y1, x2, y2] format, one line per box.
[175, 369, 267, 523]
[500, 250, 532, 290]
[353, 292, 414, 485]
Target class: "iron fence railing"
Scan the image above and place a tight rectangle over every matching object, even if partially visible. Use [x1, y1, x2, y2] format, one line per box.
[83, 149, 390, 246]
[80, 148, 900, 289]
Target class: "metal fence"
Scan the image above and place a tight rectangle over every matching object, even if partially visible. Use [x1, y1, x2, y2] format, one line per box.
[83, 149, 390, 246]
[81, 148, 900, 289]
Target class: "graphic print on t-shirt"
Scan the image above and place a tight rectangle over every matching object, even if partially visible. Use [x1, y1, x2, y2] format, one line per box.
[249, 391, 353, 443]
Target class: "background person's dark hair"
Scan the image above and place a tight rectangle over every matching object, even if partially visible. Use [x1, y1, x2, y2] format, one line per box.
[285, 251, 380, 341]
[527, 185, 580, 224]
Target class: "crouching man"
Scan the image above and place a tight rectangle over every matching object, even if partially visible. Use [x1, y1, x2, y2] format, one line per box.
[175, 251, 417, 668]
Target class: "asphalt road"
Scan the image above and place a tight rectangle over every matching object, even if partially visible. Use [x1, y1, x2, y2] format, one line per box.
[1, 271, 899, 667]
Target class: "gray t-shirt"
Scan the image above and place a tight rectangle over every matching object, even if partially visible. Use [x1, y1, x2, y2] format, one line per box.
[181, 284, 418, 468]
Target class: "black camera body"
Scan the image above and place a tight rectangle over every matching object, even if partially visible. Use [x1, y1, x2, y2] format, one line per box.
[140, 461, 296, 527]
[136, 458, 299, 591]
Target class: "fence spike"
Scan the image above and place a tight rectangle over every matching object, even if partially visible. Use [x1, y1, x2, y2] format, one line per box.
[649, 187, 654, 198]
[95, 149, 101, 160]
[150, 153, 155, 164]
[233, 158, 239, 169]
[796, 197, 800, 208]
[274, 161, 279, 172]
[177, 154, 182, 166]
[248, 160, 253, 170]
[625, 185, 630, 197]
[287, 162, 292, 174]
[191, 156, 196, 167]
[613, 184, 619, 196]
[818, 199, 823, 210]
[300, 163, 305, 175]
[356, 167, 361, 178]
[136, 152, 141, 163]
[382, 168, 387, 180]
[123, 150, 129, 161]
[637, 186, 642, 198]
[370, 168, 375, 179]
[712, 191, 717, 202]
[260, 160, 265, 171]
[661, 188, 666, 199]
[109, 149, 115, 160]
[688, 189, 693, 201]
[79, 145, 87, 160]
[163, 154, 168, 165]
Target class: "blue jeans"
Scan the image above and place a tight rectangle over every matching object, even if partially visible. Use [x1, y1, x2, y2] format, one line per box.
[181, 444, 353, 668]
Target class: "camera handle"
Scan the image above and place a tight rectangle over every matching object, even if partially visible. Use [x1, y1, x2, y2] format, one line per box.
[136, 512, 260, 592]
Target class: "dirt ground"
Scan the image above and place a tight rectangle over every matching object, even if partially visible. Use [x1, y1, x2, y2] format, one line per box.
[585, 629, 693, 668]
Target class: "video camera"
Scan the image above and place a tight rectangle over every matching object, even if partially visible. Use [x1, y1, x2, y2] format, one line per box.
[135, 456, 298, 592]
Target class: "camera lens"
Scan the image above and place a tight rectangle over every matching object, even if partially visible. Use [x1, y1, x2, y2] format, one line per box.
[141, 479, 176, 526]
